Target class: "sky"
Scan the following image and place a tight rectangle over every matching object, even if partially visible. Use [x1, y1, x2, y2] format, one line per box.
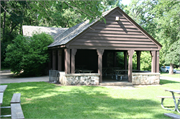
[121, 0, 132, 5]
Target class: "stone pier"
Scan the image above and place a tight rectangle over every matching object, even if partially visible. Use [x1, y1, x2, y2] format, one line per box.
[59, 72, 100, 85]
[132, 73, 160, 85]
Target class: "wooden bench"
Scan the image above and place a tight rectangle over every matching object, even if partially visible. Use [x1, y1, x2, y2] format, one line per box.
[11, 93, 24, 119]
[11, 93, 21, 104]
[157, 96, 180, 110]
[117, 75, 124, 80]
[11, 103, 24, 119]
[0, 93, 4, 105]
[0, 85, 7, 93]
[164, 113, 180, 119]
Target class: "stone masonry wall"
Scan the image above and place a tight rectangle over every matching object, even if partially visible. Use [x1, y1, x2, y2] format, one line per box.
[132, 73, 160, 85]
[59, 72, 100, 85]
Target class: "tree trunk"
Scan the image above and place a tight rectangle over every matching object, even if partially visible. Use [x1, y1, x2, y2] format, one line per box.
[9, 24, 18, 36]
[169, 63, 174, 74]
[19, 21, 23, 35]
[3, 6, 6, 41]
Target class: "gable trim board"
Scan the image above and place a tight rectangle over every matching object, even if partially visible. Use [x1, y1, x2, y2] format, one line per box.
[48, 7, 162, 51]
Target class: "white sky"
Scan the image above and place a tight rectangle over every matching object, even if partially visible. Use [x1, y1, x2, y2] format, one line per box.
[121, 0, 132, 5]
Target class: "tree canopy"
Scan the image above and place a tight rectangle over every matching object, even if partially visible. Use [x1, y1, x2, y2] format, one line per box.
[5, 33, 53, 76]
[1, 0, 180, 73]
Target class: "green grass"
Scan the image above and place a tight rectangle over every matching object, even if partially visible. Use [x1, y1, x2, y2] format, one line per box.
[161, 72, 180, 78]
[1, 81, 180, 118]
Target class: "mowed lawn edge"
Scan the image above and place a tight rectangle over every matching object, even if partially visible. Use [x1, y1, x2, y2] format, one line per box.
[1, 80, 180, 118]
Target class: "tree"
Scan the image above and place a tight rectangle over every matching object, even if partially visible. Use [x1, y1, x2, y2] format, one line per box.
[154, 0, 180, 66]
[1, 0, 116, 69]
[5, 33, 53, 76]
[125, 0, 158, 37]
[165, 40, 180, 74]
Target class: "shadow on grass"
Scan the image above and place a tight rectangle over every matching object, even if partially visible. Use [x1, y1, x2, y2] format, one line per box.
[1, 82, 169, 118]
[160, 80, 180, 85]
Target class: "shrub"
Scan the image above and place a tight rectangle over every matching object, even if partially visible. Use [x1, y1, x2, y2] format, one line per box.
[5, 33, 53, 76]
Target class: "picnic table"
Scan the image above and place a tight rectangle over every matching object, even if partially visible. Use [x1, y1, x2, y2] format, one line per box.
[0, 85, 7, 93]
[165, 89, 180, 113]
[0, 85, 24, 118]
[0, 85, 7, 105]
[114, 70, 124, 80]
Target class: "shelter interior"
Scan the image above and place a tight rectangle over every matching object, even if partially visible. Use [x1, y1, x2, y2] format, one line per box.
[49, 49, 154, 83]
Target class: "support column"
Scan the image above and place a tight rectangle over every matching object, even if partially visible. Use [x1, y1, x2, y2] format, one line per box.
[48, 50, 52, 70]
[71, 49, 77, 73]
[151, 51, 156, 73]
[52, 50, 56, 70]
[128, 50, 134, 82]
[114, 51, 117, 67]
[156, 51, 159, 73]
[136, 51, 141, 71]
[124, 51, 127, 70]
[58, 49, 62, 71]
[65, 49, 70, 74]
[97, 49, 104, 83]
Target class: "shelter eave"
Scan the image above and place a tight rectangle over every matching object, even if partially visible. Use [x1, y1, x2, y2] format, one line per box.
[48, 44, 66, 50]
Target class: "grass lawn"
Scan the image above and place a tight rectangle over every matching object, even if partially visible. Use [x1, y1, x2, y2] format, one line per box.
[161, 72, 180, 78]
[1, 80, 180, 118]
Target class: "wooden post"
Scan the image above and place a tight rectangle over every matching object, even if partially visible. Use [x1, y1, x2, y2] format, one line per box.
[58, 49, 62, 71]
[65, 49, 70, 74]
[114, 51, 117, 67]
[151, 51, 156, 73]
[128, 50, 134, 82]
[136, 51, 141, 70]
[124, 51, 127, 70]
[52, 50, 56, 70]
[71, 49, 77, 73]
[156, 51, 159, 73]
[48, 50, 52, 70]
[97, 49, 104, 83]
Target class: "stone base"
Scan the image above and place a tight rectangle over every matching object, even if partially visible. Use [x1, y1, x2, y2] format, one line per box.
[59, 72, 100, 85]
[132, 73, 160, 85]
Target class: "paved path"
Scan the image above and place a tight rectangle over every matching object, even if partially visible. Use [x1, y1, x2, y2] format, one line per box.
[0, 70, 179, 84]
[0, 71, 49, 84]
[160, 76, 180, 82]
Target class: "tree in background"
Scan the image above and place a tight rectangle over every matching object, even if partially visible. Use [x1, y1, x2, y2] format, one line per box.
[125, 0, 180, 72]
[5, 33, 53, 76]
[154, 0, 180, 68]
[165, 40, 180, 74]
[1, 0, 120, 69]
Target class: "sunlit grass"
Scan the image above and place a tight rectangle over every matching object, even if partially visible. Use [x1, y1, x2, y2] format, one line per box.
[161, 72, 180, 78]
[1, 80, 180, 118]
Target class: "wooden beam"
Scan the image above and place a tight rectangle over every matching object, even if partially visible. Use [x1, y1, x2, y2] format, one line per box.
[52, 50, 56, 70]
[97, 49, 104, 83]
[124, 51, 127, 70]
[136, 51, 141, 70]
[114, 51, 117, 67]
[68, 46, 159, 50]
[151, 51, 156, 73]
[65, 49, 70, 74]
[71, 49, 77, 73]
[48, 51, 52, 70]
[128, 50, 134, 82]
[156, 51, 159, 73]
[58, 49, 62, 71]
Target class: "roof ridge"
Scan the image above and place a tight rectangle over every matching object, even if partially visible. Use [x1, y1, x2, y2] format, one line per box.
[48, 7, 117, 48]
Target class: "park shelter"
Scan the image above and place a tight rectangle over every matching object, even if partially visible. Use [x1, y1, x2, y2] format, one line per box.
[48, 7, 162, 85]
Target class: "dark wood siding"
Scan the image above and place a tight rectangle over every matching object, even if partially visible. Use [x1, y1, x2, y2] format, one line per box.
[69, 9, 159, 50]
